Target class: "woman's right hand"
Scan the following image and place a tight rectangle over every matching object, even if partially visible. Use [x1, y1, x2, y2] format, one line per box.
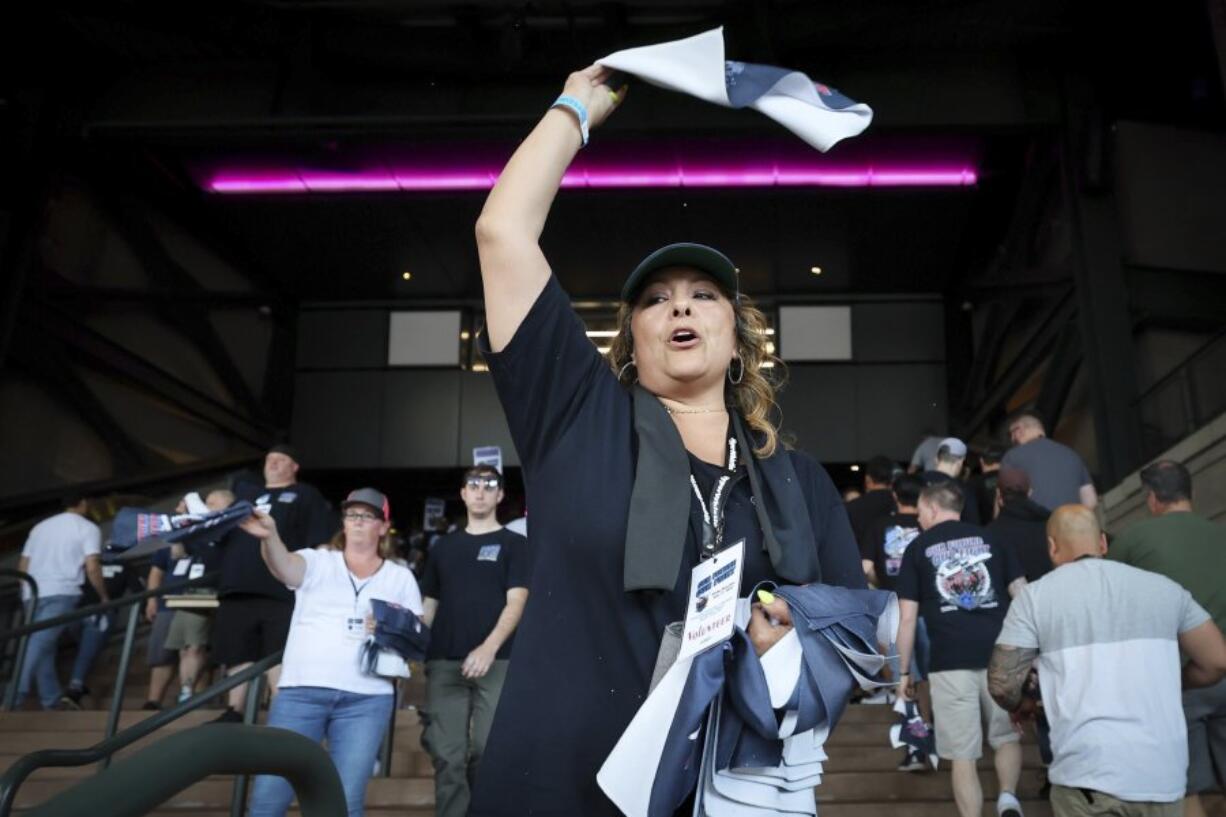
[239, 510, 279, 541]
[748, 597, 795, 657]
[560, 65, 627, 131]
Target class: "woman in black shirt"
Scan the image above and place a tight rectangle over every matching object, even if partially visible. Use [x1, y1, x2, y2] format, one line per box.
[468, 65, 866, 817]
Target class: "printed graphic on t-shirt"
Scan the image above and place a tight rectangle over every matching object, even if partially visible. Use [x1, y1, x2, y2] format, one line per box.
[925, 537, 997, 612]
[278, 492, 297, 503]
[883, 524, 920, 576]
[477, 544, 502, 562]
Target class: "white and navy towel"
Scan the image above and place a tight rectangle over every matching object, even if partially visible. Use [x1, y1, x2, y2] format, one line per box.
[597, 27, 873, 152]
[599, 584, 899, 817]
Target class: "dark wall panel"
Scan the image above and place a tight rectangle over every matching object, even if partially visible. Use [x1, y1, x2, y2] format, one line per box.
[296, 310, 388, 369]
[853, 364, 947, 460]
[851, 303, 945, 362]
[458, 372, 520, 468]
[291, 371, 384, 467]
[1115, 122, 1226, 274]
[779, 366, 858, 462]
[380, 370, 461, 468]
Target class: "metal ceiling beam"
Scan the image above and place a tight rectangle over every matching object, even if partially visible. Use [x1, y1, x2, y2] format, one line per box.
[956, 291, 1077, 440]
[0, 453, 260, 516]
[0, 93, 62, 369]
[1034, 322, 1083, 431]
[1060, 79, 1142, 487]
[6, 330, 159, 473]
[1126, 267, 1226, 329]
[23, 303, 275, 448]
[95, 190, 268, 423]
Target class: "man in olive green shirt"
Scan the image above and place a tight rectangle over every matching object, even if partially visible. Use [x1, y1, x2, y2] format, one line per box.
[1109, 460, 1226, 817]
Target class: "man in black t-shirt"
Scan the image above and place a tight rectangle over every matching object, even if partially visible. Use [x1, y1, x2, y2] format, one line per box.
[966, 446, 1004, 524]
[859, 472, 922, 592]
[845, 455, 899, 546]
[986, 467, 1052, 582]
[896, 480, 1027, 817]
[920, 437, 981, 525]
[211, 444, 335, 722]
[420, 465, 529, 817]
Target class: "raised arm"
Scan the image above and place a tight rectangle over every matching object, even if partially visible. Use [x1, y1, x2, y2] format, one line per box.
[475, 66, 624, 352]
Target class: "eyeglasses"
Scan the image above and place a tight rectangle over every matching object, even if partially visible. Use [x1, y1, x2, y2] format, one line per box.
[465, 477, 502, 491]
[343, 512, 381, 523]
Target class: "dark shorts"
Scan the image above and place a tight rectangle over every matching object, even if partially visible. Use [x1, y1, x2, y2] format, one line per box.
[211, 595, 293, 667]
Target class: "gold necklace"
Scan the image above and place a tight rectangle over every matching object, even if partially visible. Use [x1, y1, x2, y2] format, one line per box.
[663, 405, 727, 415]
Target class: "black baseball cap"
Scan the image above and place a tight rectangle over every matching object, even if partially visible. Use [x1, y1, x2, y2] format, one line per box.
[267, 443, 300, 464]
[621, 243, 739, 303]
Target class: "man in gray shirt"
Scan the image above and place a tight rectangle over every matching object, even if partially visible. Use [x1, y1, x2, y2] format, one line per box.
[1002, 411, 1097, 511]
[988, 505, 1226, 817]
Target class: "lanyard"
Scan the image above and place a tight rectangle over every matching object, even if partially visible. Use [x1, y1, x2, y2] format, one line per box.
[346, 560, 384, 611]
[690, 436, 743, 559]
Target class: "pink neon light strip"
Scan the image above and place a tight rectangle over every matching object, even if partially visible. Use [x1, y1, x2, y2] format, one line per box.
[206, 164, 978, 194]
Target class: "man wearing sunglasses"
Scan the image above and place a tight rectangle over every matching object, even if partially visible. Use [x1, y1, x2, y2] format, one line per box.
[419, 465, 530, 817]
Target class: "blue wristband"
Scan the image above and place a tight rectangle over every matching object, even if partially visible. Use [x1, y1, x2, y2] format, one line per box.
[551, 95, 590, 147]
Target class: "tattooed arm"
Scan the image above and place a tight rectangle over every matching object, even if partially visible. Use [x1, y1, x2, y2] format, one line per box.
[988, 643, 1039, 713]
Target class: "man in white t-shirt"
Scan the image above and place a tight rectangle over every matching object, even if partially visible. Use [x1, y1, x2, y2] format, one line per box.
[988, 505, 1226, 817]
[15, 495, 107, 709]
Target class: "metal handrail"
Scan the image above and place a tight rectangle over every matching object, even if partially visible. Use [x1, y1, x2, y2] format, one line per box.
[12, 723, 344, 817]
[0, 570, 38, 710]
[1, 567, 409, 810]
[0, 570, 217, 641]
[1132, 328, 1226, 459]
[0, 650, 283, 817]
[1132, 327, 1226, 406]
[1, 570, 218, 738]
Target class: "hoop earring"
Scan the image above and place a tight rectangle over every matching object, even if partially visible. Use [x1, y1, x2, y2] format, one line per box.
[727, 357, 744, 385]
[618, 357, 637, 383]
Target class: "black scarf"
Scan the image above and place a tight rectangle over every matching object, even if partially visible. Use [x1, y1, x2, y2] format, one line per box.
[623, 385, 823, 592]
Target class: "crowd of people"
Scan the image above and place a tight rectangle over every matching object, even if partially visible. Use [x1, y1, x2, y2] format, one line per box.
[9, 63, 1226, 817]
[10, 446, 533, 817]
[849, 421, 1226, 817]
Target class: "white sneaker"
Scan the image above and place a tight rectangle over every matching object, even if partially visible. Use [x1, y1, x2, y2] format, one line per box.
[997, 791, 1023, 817]
[860, 689, 893, 705]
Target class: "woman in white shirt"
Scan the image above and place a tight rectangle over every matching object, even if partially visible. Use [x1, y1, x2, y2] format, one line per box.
[241, 487, 423, 817]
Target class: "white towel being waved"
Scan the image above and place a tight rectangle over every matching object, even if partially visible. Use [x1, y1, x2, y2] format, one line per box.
[596, 27, 873, 152]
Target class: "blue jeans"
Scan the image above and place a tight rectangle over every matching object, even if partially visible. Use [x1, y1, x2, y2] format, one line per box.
[248, 686, 394, 817]
[70, 613, 116, 688]
[16, 595, 80, 709]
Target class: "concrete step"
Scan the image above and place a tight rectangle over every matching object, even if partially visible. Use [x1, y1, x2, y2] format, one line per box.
[0, 709, 220, 732]
[0, 719, 427, 754]
[13, 768, 1046, 809]
[134, 803, 1226, 817]
[822, 743, 1044, 772]
[15, 776, 436, 810]
[2, 740, 1044, 784]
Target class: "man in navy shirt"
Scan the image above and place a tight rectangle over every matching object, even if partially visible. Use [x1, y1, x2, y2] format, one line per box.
[420, 465, 530, 817]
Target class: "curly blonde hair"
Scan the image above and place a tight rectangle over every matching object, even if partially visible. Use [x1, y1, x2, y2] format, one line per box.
[607, 294, 787, 458]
